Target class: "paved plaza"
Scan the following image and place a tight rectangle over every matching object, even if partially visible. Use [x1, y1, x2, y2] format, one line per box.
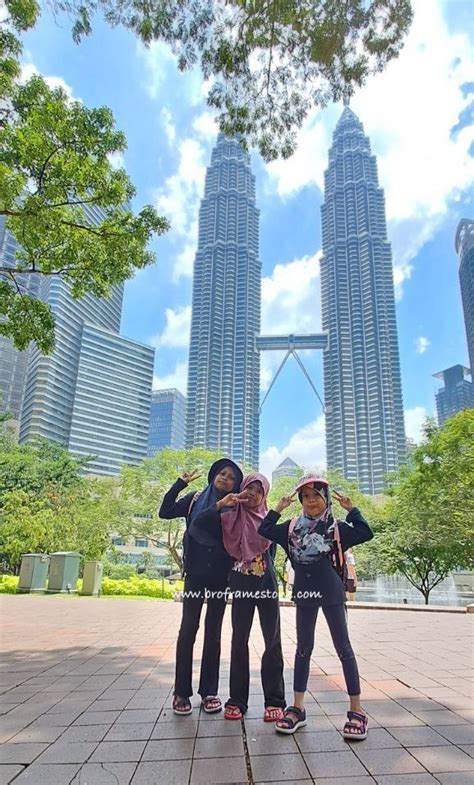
[0, 595, 473, 785]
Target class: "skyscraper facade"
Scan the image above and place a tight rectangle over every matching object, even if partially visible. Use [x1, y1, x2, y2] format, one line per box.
[0, 217, 41, 422]
[147, 388, 186, 457]
[455, 218, 474, 373]
[186, 134, 261, 467]
[320, 103, 406, 494]
[434, 365, 474, 425]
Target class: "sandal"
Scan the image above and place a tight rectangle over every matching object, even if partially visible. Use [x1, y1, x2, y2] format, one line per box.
[173, 696, 192, 716]
[264, 706, 285, 723]
[342, 710, 369, 740]
[224, 703, 243, 720]
[202, 695, 222, 714]
[275, 706, 307, 734]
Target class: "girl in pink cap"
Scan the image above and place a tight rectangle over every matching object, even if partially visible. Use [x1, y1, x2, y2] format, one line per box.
[192, 473, 286, 722]
[258, 475, 373, 739]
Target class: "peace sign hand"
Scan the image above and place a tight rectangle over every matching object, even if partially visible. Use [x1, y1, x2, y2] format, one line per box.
[180, 468, 202, 484]
[332, 490, 354, 511]
[275, 493, 296, 514]
[217, 491, 248, 510]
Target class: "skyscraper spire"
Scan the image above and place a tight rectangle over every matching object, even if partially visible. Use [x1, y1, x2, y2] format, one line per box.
[320, 106, 406, 494]
[186, 135, 261, 467]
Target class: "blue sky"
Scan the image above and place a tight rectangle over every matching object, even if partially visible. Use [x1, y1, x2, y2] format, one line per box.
[21, 0, 474, 477]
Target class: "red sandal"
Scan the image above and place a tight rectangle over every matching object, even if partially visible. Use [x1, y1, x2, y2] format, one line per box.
[263, 706, 284, 722]
[224, 703, 243, 720]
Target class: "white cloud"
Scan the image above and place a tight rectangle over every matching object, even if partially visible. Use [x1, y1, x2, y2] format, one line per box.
[153, 360, 188, 396]
[161, 107, 176, 145]
[173, 243, 196, 282]
[192, 112, 218, 140]
[150, 305, 191, 349]
[107, 151, 125, 170]
[415, 336, 430, 354]
[264, 0, 474, 298]
[404, 406, 431, 443]
[136, 41, 177, 99]
[260, 415, 326, 482]
[260, 252, 322, 391]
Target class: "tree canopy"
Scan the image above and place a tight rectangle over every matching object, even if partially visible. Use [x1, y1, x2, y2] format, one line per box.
[56, 0, 413, 161]
[0, 0, 169, 353]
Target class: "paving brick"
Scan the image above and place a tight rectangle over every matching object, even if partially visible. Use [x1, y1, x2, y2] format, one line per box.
[89, 741, 146, 763]
[131, 759, 191, 785]
[0, 744, 48, 765]
[0, 765, 25, 784]
[193, 734, 244, 758]
[12, 763, 81, 784]
[304, 749, 368, 778]
[71, 762, 137, 784]
[190, 756, 248, 784]
[354, 747, 425, 775]
[407, 745, 474, 773]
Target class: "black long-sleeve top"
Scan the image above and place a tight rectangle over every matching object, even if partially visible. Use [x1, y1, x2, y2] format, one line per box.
[158, 478, 232, 578]
[258, 507, 373, 607]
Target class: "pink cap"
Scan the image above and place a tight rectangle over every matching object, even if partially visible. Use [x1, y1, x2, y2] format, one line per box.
[293, 475, 329, 494]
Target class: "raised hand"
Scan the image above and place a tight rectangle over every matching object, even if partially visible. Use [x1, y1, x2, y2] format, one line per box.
[180, 468, 202, 484]
[217, 491, 248, 510]
[275, 493, 296, 514]
[332, 490, 354, 511]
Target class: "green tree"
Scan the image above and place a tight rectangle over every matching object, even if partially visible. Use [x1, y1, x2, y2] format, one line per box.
[57, 0, 413, 161]
[114, 447, 225, 571]
[1, 0, 169, 353]
[377, 411, 474, 603]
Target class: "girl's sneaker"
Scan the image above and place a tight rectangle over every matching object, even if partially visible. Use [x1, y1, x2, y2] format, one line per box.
[275, 706, 307, 734]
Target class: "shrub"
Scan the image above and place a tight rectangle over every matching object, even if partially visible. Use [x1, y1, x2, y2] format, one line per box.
[100, 576, 174, 599]
[0, 576, 19, 593]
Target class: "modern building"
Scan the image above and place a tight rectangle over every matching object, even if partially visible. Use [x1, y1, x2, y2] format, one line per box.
[320, 101, 406, 495]
[0, 217, 41, 425]
[455, 218, 474, 374]
[147, 388, 186, 457]
[185, 134, 261, 467]
[272, 456, 300, 485]
[16, 204, 154, 475]
[433, 365, 474, 425]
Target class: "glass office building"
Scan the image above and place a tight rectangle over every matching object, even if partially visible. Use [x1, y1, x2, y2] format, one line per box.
[147, 388, 186, 457]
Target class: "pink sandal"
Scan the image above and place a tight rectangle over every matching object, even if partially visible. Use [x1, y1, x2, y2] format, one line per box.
[343, 710, 369, 740]
[224, 704, 243, 720]
[263, 706, 284, 722]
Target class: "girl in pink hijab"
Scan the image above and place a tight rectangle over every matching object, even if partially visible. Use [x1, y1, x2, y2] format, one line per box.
[218, 473, 286, 721]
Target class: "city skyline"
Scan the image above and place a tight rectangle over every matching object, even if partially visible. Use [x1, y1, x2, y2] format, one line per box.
[6, 0, 474, 478]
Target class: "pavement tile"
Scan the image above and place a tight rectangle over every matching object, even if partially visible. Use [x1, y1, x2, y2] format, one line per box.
[11, 763, 81, 784]
[191, 755, 248, 784]
[407, 745, 474, 772]
[89, 741, 146, 763]
[35, 742, 97, 764]
[435, 724, 474, 745]
[433, 774, 474, 785]
[104, 724, 154, 742]
[311, 779, 375, 785]
[387, 726, 448, 747]
[412, 710, 469, 726]
[193, 735, 244, 758]
[141, 738, 194, 760]
[117, 710, 160, 724]
[353, 748, 425, 775]
[252, 751, 311, 781]
[461, 745, 474, 758]
[131, 759, 192, 785]
[73, 711, 121, 726]
[60, 725, 110, 743]
[71, 762, 137, 784]
[374, 776, 440, 785]
[10, 727, 66, 744]
[344, 728, 402, 750]
[0, 744, 48, 765]
[304, 749, 368, 778]
[0, 765, 25, 784]
[296, 729, 347, 753]
[196, 719, 243, 737]
[151, 719, 199, 739]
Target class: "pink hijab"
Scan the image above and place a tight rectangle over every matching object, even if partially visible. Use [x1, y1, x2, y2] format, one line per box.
[221, 473, 271, 563]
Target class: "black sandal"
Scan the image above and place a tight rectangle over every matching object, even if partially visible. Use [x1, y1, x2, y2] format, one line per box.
[173, 696, 193, 715]
[275, 705, 307, 734]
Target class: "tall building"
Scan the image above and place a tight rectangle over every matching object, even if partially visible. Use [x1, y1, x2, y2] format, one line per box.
[147, 388, 186, 457]
[0, 217, 41, 424]
[320, 102, 406, 495]
[272, 456, 300, 486]
[16, 203, 154, 475]
[455, 218, 474, 373]
[186, 134, 261, 467]
[434, 365, 474, 425]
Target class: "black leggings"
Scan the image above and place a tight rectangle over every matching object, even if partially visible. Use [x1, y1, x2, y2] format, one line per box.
[294, 604, 360, 696]
[174, 575, 227, 699]
[228, 597, 285, 713]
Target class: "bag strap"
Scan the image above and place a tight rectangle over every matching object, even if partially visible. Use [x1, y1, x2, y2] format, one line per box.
[288, 516, 298, 536]
[187, 491, 201, 519]
[332, 520, 345, 568]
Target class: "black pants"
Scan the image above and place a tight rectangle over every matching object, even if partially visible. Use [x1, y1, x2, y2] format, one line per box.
[174, 575, 228, 699]
[228, 596, 285, 713]
[294, 603, 360, 696]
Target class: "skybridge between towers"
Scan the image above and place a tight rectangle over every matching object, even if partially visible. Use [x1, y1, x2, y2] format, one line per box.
[255, 333, 328, 414]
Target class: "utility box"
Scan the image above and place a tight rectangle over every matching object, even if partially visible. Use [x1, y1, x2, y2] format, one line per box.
[81, 561, 103, 596]
[17, 554, 50, 593]
[47, 552, 81, 593]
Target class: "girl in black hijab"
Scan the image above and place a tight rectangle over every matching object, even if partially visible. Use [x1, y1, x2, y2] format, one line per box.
[159, 458, 243, 715]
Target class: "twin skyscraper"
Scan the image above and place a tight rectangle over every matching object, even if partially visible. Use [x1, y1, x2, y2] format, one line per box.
[186, 105, 406, 494]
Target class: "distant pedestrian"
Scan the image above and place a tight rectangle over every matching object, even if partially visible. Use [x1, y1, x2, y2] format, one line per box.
[346, 549, 357, 601]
